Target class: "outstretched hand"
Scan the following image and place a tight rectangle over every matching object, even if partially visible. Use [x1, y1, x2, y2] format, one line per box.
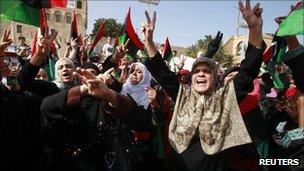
[73, 68, 113, 100]
[238, 0, 263, 29]
[0, 29, 13, 56]
[205, 31, 223, 58]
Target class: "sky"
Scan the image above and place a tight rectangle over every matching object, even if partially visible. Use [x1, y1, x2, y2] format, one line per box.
[87, 0, 299, 47]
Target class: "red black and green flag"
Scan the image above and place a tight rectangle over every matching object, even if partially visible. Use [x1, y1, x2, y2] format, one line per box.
[89, 21, 105, 55]
[265, 35, 287, 90]
[117, 7, 144, 60]
[162, 37, 173, 62]
[0, 0, 67, 26]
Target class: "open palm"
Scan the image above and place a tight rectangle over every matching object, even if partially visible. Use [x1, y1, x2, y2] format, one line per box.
[239, 0, 263, 29]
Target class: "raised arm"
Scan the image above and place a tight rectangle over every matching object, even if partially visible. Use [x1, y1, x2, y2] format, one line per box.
[18, 27, 60, 97]
[141, 11, 179, 101]
[234, 0, 266, 103]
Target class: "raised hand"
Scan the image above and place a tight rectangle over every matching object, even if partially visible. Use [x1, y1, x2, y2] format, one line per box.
[205, 31, 223, 58]
[36, 26, 58, 57]
[238, 0, 263, 29]
[112, 39, 130, 63]
[0, 29, 13, 56]
[141, 10, 156, 43]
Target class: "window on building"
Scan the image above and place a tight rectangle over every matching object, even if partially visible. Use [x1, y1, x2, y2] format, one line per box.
[16, 25, 22, 33]
[76, 1, 82, 9]
[46, 13, 50, 21]
[55, 14, 61, 22]
[66, 16, 72, 23]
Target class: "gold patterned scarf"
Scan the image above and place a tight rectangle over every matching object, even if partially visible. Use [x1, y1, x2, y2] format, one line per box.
[169, 82, 252, 155]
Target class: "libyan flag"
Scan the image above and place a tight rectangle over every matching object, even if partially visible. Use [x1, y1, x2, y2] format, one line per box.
[0, 0, 67, 26]
[277, 8, 304, 36]
[118, 7, 144, 60]
[265, 35, 287, 90]
[162, 37, 173, 62]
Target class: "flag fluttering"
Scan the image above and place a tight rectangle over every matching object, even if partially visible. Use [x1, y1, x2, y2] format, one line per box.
[0, 0, 67, 26]
[162, 37, 173, 62]
[117, 7, 144, 60]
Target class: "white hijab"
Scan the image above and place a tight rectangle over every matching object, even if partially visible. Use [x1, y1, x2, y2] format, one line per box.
[52, 58, 77, 90]
[121, 62, 152, 109]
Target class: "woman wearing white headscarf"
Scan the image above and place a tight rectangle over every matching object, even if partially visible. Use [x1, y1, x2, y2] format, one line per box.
[121, 62, 152, 109]
[53, 58, 79, 90]
[121, 62, 167, 170]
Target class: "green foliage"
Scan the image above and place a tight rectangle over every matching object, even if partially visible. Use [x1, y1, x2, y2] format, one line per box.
[186, 35, 235, 67]
[92, 18, 123, 38]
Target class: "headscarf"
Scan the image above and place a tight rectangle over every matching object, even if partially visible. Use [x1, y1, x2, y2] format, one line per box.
[52, 58, 78, 90]
[169, 57, 251, 155]
[121, 62, 152, 109]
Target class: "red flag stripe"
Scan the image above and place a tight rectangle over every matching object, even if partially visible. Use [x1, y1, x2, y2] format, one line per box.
[72, 11, 79, 38]
[31, 31, 38, 58]
[51, 0, 67, 8]
[91, 21, 105, 49]
[262, 43, 275, 63]
[126, 8, 144, 49]
[40, 8, 48, 29]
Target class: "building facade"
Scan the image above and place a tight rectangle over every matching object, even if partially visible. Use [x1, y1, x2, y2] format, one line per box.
[0, 0, 88, 57]
[223, 33, 274, 64]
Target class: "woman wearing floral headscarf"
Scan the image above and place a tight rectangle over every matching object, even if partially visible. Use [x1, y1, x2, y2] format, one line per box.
[141, 1, 267, 170]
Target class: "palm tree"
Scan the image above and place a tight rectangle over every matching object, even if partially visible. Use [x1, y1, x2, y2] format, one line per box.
[186, 34, 234, 67]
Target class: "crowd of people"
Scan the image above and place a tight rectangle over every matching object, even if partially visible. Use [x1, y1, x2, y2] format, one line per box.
[0, 0, 303, 171]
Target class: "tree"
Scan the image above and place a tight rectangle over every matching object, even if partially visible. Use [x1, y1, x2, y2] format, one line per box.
[92, 18, 123, 38]
[186, 35, 235, 67]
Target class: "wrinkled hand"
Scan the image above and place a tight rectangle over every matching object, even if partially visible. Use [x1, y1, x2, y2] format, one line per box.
[0, 29, 13, 56]
[36, 27, 57, 57]
[141, 11, 156, 43]
[205, 31, 223, 58]
[239, 0, 263, 29]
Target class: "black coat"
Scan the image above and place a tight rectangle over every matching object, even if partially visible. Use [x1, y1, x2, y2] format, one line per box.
[41, 89, 151, 171]
[0, 85, 46, 171]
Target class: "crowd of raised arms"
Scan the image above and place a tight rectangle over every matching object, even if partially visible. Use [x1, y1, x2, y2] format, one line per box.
[0, 0, 303, 171]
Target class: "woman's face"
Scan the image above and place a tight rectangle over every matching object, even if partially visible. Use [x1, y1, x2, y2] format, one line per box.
[57, 60, 74, 83]
[35, 69, 49, 81]
[191, 64, 215, 95]
[129, 64, 143, 85]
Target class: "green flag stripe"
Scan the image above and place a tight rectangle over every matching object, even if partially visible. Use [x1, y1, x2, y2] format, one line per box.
[0, 0, 40, 26]
[277, 9, 304, 36]
[164, 50, 173, 62]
